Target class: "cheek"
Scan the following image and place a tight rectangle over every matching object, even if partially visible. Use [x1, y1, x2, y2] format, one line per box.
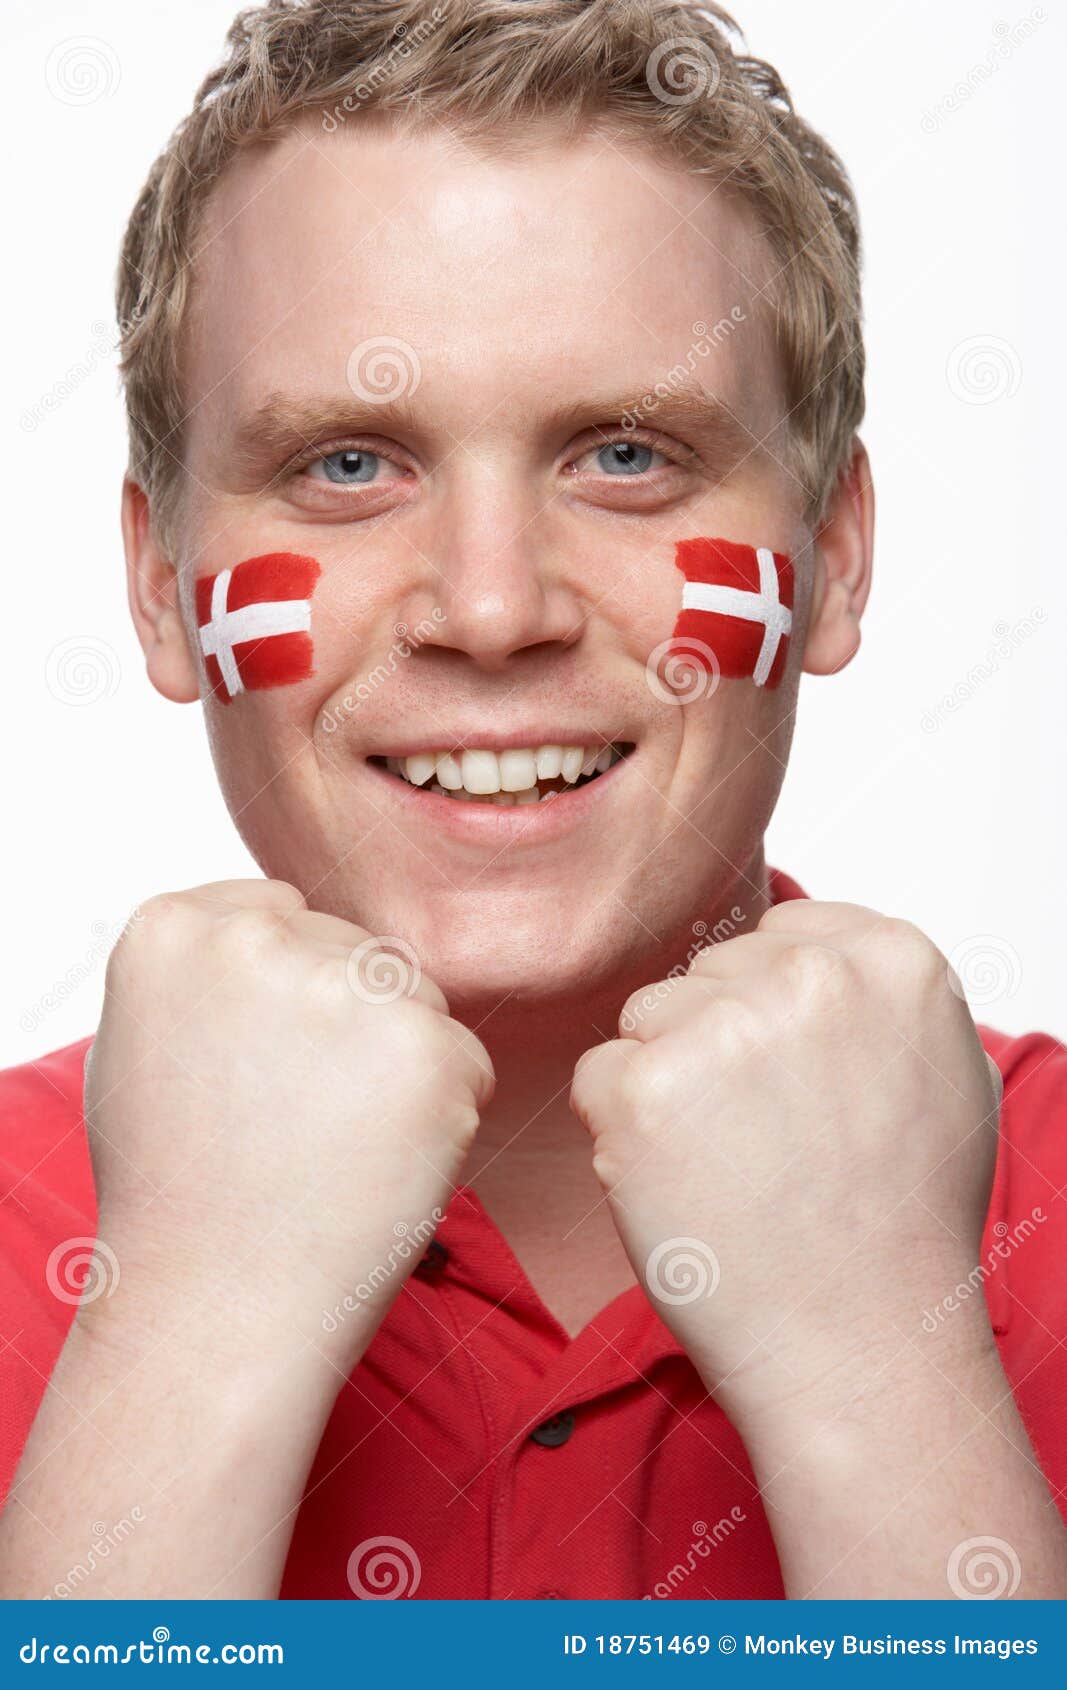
[194, 552, 322, 705]
[646, 535, 795, 700]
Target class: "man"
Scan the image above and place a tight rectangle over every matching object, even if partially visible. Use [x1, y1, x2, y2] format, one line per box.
[1, 0, 1065, 1602]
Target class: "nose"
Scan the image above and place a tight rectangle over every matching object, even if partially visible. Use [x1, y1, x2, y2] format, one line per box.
[404, 468, 584, 672]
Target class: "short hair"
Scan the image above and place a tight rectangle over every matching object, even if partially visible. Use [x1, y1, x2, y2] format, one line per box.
[116, 0, 864, 545]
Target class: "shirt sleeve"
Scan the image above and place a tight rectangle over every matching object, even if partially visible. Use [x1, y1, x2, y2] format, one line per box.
[981, 1027, 1067, 1518]
[0, 1038, 96, 1501]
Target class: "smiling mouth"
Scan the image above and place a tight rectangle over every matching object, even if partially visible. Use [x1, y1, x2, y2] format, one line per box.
[369, 741, 634, 806]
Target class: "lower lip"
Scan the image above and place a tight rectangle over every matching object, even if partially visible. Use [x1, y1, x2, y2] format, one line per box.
[361, 754, 633, 843]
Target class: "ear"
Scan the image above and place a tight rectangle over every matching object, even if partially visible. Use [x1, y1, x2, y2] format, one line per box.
[802, 437, 874, 676]
[121, 478, 201, 703]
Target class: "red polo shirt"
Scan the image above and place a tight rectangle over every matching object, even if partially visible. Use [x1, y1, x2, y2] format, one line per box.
[2, 871, 1067, 1599]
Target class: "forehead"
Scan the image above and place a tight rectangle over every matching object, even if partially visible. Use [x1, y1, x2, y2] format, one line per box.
[184, 119, 781, 445]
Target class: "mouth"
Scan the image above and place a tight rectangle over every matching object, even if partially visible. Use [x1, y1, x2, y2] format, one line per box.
[368, 740, 634, 806]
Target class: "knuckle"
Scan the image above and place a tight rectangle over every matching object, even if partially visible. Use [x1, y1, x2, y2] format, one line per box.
[779, 939, 843, 995]
[107, 892, 190, 974]
[375, 1000, 440, 1067]
[701, 994, 763, 1060]
[215, 905, 290, 958]
[259, 878, 307, 913]
[873, 917, 943, 981]
[591, 1148, 623, 1192]
[757, 897, 808, 933]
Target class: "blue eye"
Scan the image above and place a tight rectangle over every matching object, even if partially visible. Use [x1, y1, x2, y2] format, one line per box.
[312, 449, 380, 484]
[595, 441, 656, 476]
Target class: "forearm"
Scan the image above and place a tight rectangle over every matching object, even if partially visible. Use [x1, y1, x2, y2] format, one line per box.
[0, 1307, 344, 1599]
[722, 1316, 1067, 1599]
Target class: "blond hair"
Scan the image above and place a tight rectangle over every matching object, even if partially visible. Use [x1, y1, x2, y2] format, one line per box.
[116, 0, 864, 542]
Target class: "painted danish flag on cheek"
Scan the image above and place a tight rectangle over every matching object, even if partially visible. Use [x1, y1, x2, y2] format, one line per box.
[672, 537, 794, 689]
[195, 552, 321, 703]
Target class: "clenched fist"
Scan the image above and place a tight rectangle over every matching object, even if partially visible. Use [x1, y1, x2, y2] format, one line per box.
[571, 899, 1000, 1426]
[84, 878, 493, 1370]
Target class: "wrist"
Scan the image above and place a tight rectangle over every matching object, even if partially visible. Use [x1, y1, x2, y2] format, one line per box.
[701, 1271, 1003, 1452]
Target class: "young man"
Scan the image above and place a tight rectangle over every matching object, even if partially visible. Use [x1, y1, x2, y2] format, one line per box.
[1, 0, 1065, 1602]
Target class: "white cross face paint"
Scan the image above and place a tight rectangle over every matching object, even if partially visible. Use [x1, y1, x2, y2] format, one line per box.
[195, 552, 321, 703]
[671, 537, 795, 689]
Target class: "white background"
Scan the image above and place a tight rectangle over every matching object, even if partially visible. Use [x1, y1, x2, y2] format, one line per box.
[4, 0, 1063, 1067]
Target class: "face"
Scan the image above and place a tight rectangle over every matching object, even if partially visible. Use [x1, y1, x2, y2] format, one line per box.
[142, 120, 832, 1014]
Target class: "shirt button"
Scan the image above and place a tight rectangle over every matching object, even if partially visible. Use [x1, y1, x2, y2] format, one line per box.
[414, 1240, 449, 1278]
[529, 1409, 576, 1447]
[536, 1590, 564, 1599]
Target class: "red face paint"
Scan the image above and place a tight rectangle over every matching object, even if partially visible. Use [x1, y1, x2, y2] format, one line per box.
[195, 553, 321, 703]
[672, 537, 794, 690]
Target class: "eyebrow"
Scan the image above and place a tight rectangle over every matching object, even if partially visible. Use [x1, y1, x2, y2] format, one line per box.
[225, 376, 764, 489]
[227, 392, 429, 487]
[548, 380, 763, 472]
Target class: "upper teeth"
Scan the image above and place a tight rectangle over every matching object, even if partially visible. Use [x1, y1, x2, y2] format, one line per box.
[388, 743, 620, 798]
